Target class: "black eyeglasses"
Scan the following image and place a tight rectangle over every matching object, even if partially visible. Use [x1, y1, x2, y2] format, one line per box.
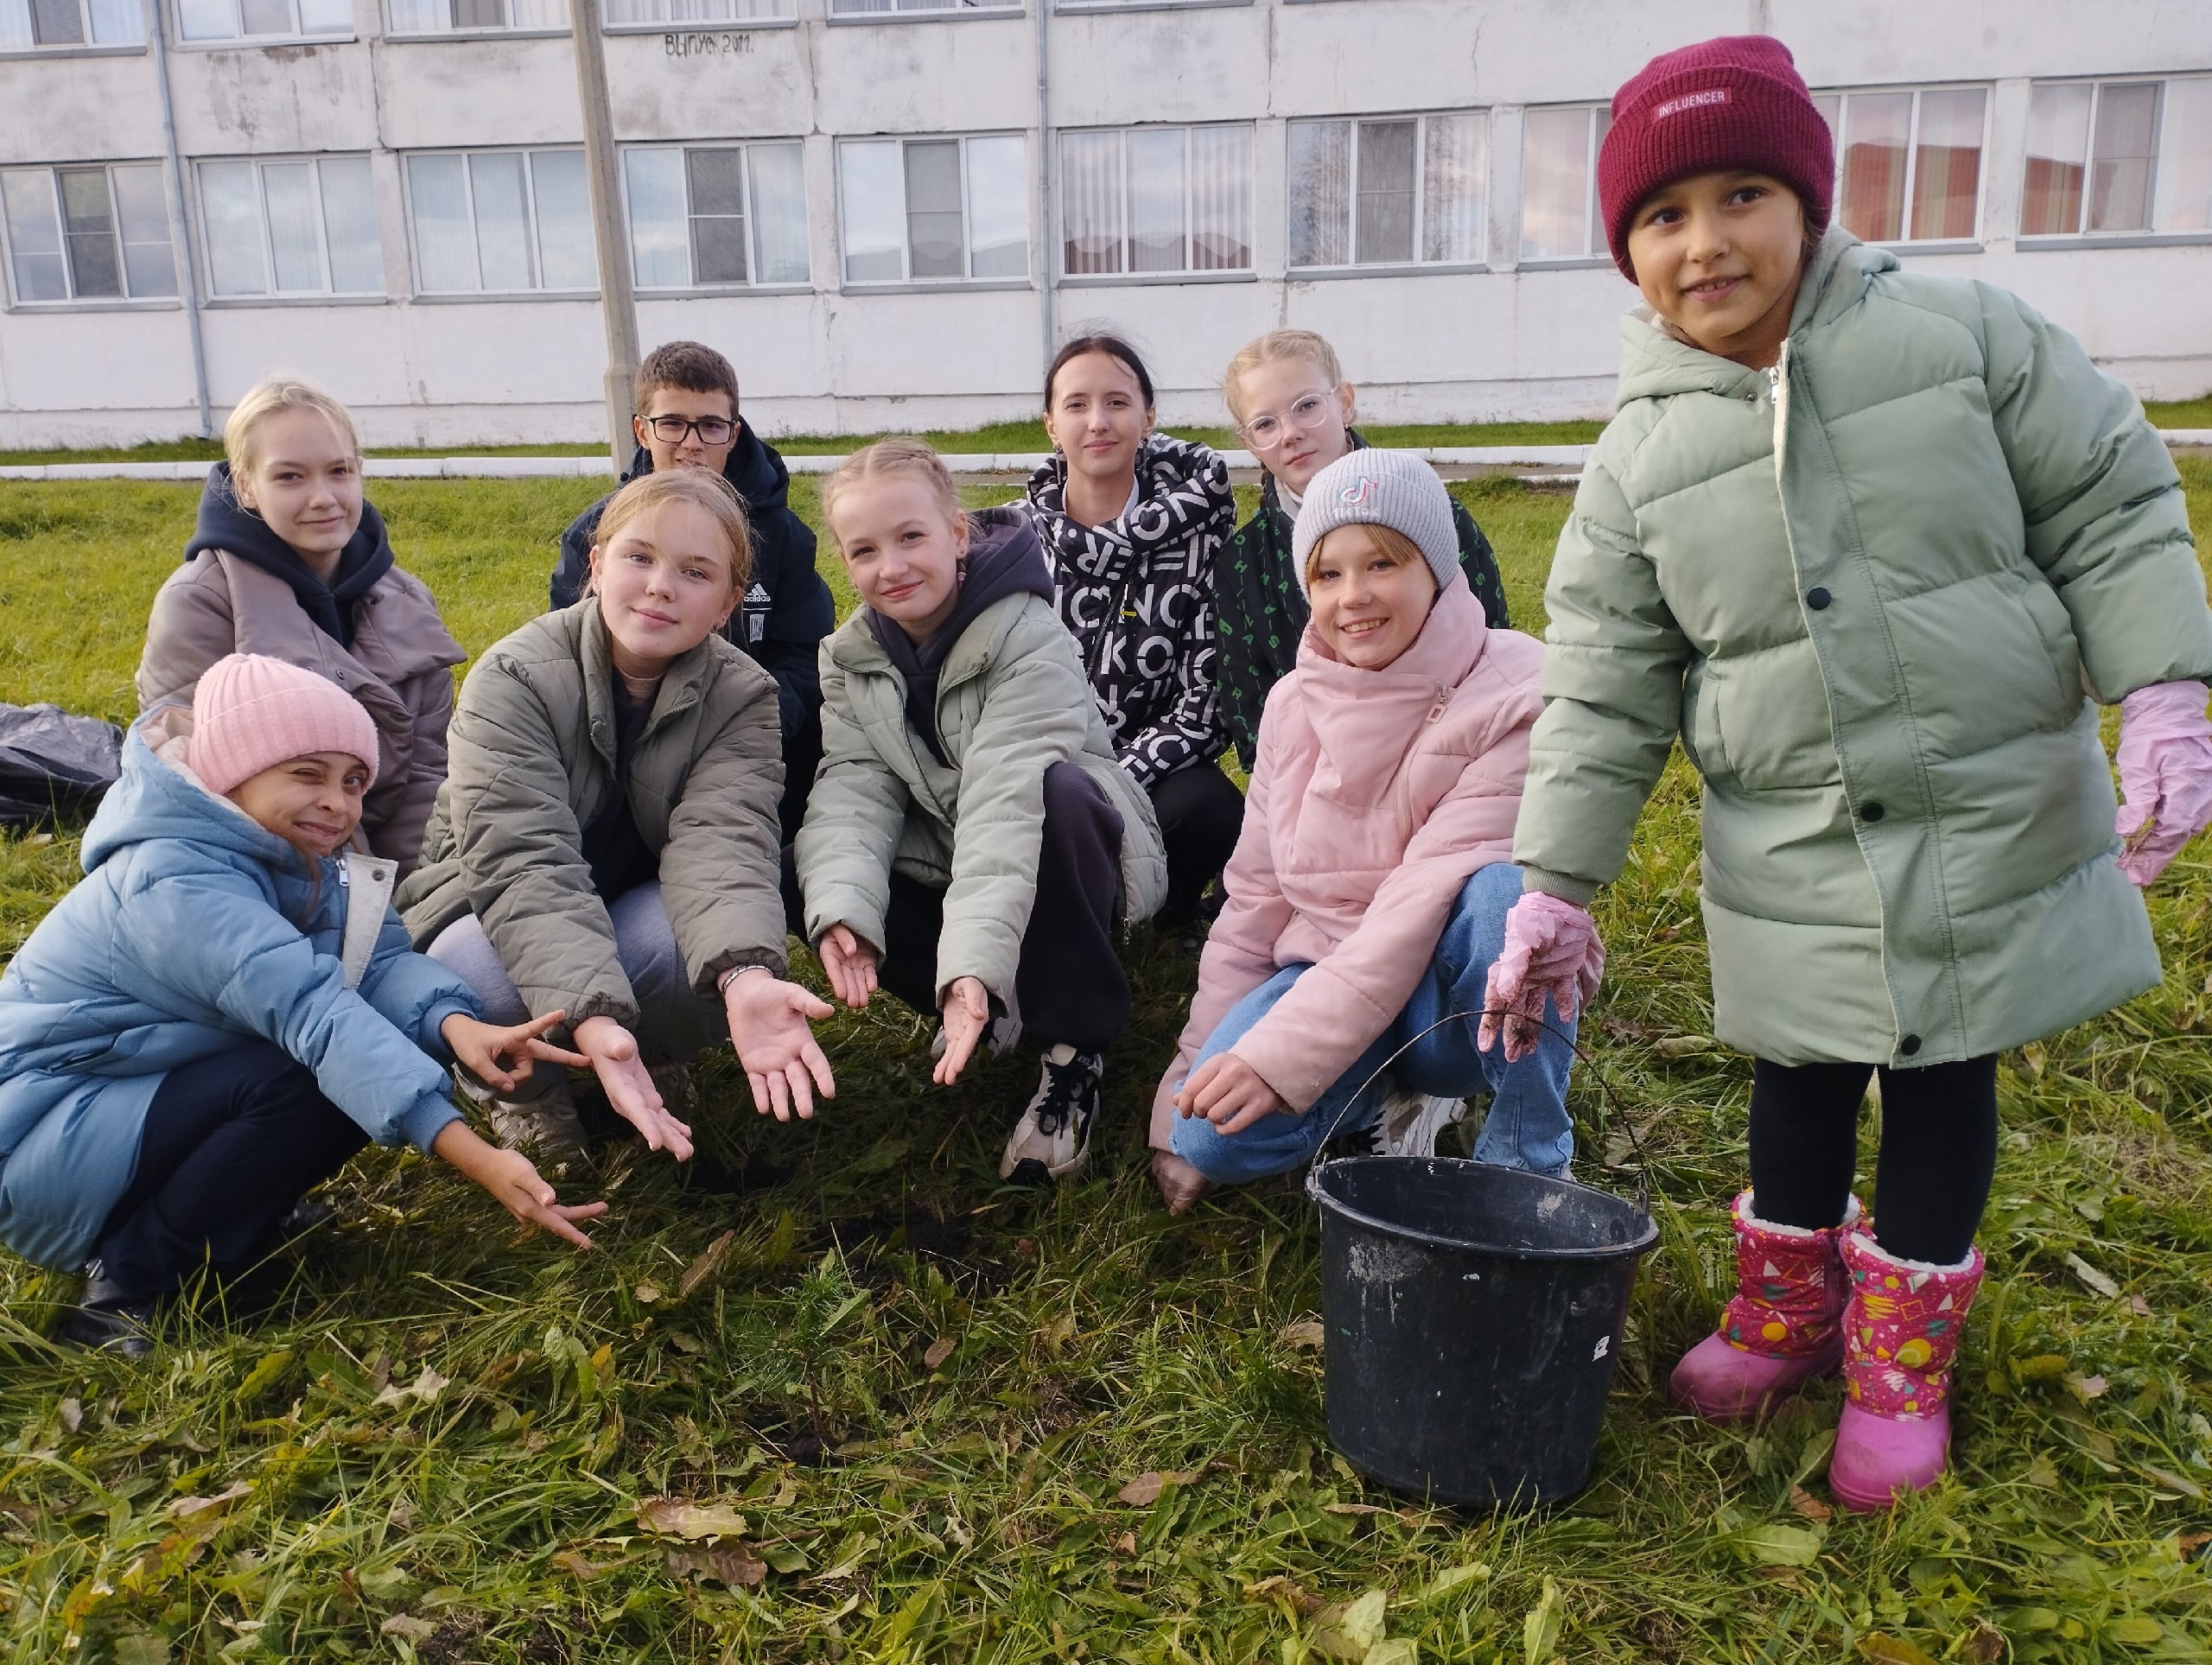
[644, 415, 736, 445]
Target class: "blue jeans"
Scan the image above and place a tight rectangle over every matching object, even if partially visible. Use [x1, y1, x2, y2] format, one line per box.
[1168, 863, 1575, 1185]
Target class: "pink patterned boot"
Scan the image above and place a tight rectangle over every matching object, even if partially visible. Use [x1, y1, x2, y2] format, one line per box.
[1828, 1228, 1985, 1512]
[1669, 1191, 1859, 1423]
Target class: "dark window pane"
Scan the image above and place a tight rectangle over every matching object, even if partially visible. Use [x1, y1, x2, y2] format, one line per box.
[686, 148, 747, 217]
[691, 213, 747, 283]
[453, 0, 506, 23]
[31, 0, 85, 44]
[58, 168, 121, 297]
[1354, 118, 1415, 263]
[904, 142, 963, 276]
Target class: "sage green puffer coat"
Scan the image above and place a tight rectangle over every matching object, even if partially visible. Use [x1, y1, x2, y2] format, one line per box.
[1516, 229, 2212, 1067]
[796, 594, 1168, 1013]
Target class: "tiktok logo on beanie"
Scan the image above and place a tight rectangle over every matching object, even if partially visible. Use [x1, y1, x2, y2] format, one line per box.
[1336, 475, 1377, 506]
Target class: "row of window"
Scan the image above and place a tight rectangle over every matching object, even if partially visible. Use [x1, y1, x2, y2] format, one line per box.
[0, 0, 1191, 46]
[7, 79, 2209, 306]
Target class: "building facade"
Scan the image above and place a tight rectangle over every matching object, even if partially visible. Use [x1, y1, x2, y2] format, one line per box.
[3, 0, 2209, 445]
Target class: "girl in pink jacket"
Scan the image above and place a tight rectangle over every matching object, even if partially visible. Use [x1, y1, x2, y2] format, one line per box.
[1150, 450, 1577, 1212]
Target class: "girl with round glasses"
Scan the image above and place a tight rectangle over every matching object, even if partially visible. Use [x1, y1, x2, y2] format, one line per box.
[1215, 330, 1510, 771]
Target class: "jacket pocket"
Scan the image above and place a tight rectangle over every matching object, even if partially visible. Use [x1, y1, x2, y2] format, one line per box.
[2019, 575, 2089, 715]
[1679, 658, 1731, 784]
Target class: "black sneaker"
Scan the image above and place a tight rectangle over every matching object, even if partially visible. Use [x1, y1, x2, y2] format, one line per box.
[999, 1045, 1103, 1185]
[56, 1269, 157, 1360]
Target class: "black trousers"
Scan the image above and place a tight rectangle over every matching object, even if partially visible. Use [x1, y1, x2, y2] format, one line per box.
[1148, 760, 1246, 926]
[1747, 1054, 1999, 1266]
[872, 761, 1131, 1053]
[92, 1042, 370, 1301]
[778, 711, 824, 849]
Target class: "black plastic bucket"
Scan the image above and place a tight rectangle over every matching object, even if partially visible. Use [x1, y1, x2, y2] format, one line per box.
[1306, 1156, 1658, 1508]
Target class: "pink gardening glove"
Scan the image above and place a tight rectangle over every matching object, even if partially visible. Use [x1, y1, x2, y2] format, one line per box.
[1478, 890, 1607, 1064]
[2115, 680, 2212, 887]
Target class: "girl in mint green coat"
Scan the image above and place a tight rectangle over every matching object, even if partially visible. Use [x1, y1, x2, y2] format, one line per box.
[1485, 35, 2212, 1511]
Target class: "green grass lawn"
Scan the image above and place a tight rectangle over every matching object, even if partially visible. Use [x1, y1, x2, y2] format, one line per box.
[3, 467, 2212, 1662]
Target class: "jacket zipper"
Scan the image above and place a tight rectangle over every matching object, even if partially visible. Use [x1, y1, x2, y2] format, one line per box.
[1391, 685, 1452, 843]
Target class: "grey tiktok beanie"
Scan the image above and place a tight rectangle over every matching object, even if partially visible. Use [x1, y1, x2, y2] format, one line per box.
[1291, 449, 1459, 593]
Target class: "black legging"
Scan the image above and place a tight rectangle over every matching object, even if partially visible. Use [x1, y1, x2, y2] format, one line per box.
[1149, 760, 1246, 926]
[1747, 1054, 1999, 1266]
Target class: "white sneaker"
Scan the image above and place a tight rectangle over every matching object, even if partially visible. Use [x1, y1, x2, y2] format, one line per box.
[1375, 1083, 1467, 1159]
[460, 1066, 588, 1163]
[930, 1011, 1024, 1061]
[1000, 1044, 1103, 1185]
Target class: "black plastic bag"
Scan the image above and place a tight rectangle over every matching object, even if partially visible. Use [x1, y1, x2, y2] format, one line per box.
[0, 702, 124, 829]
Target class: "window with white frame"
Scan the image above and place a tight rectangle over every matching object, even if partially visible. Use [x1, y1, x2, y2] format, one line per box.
[1518, 104, 1609, 261]
[177, 0, 349, 41]
[387, 0, 563, 33]
[1287, 111, 1485, 268]
[1, 163, 175, 302]
[1060, 124, 1250, 276]
[829, 0, 1019, 16]
[0, 0, 143, 48]
[624, 143, 807, 288]
[603, 0, 787, 25]
[199, 156, 383, 297]
[1809, 86, 1986, 243]
[838, 135, 1026, 284]
[406, 149, 594, 294]
[2019, 77, 2212, 238]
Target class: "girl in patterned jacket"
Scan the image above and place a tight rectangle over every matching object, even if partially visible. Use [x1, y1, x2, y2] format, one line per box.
[1022, 334, 1243, 940]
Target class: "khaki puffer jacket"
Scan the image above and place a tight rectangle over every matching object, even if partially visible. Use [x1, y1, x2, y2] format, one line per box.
[1515, 229, 2212, 1066]
[397, 601, 787, 1030]
[796, 594, 1168, 1011]
[138, 548, 462, 870]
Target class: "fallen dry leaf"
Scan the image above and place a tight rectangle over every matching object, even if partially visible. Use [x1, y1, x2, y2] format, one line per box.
[167, 1482, 251, 1521]
[1109, 1531, 1137, 1556]
[633, 1283, 663, 1305]
[636, 1497, 750, 1540]
[1788, 1485, 1833, 1524]
[372, 1367, 448, 1409]
[1278, 1320, 1325, 1351]
[379, 1615, 439, 1643]
[2177, 1529, 2212, 1558]
[1961, 1620, 2005, 1664]
[56, 1399, 82, 1434]
[1322, 1502, 1389, 1516]
[679, 1230, 737, 1300]
[2063, 1252, 2120, 1300]
[2066, 1372, 2109, 1401]
[551, 1550, 613, 1580]
[1116, 1468, 1201, 1506]
[2130, 1295, 2155, 1317]
[1243, 1574, 1324, 1614]
[1856, 1636, 1940, 1665]
[664, 1543, 767, 1588]
[924, 1336, 958, 1370]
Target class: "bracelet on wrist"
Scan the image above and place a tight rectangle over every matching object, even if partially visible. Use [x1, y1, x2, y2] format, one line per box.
[717, 963, 773, 995]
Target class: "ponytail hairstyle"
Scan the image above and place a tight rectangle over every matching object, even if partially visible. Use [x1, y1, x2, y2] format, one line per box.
[1044, 332, 1156, 412]
[819, 437, 964, 554]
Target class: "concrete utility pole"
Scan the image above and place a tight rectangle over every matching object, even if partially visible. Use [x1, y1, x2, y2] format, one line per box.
[569, 0, 640, 476]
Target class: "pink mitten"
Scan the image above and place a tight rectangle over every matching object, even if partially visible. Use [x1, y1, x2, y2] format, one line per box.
[2115, 680, 2212, 886]
[1478, 890, 1607, 1063]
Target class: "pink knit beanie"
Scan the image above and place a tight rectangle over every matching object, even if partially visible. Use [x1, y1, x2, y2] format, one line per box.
[188, 653, 380, 795]
[1597, 35, 1834, 280]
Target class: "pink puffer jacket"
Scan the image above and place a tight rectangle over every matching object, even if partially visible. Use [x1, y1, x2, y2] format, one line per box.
[1152, 570, 1543, 1147]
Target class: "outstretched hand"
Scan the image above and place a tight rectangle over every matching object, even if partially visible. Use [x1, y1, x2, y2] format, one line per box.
[724, 969, 836, 1122]
[933, 976, 991, 1086]
[433, 1122, 607, 1249]
[441, 1008, 589, 1095]
[572, 1014, 694, 1160]
[818, 924, 880, 1010]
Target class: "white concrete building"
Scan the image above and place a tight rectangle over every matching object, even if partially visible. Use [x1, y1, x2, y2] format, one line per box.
[2, 0, 2208, 445]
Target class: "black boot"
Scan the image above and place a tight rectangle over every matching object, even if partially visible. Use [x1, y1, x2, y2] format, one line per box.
[56, 1272, 158, 1360]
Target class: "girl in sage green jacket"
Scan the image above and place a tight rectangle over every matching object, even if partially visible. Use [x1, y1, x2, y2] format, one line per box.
[1485, 35, 2212, 1513]
[796, 441, 1167, 1187]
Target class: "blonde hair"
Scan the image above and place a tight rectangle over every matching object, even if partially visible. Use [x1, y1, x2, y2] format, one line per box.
[592, 469, 753, 594]
[1305, 521, 1427, 588]
[1223, 328, 1347, 424]
[223, 375, 362, 485]
[819, 438, 963, 551]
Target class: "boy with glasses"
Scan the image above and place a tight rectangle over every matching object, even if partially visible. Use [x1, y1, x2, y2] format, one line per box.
[550, 341, 833, 843]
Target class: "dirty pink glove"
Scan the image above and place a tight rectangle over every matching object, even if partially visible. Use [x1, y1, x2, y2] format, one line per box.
[2115, 680, 2212, 887]
[1478, 890, 1606, 1064]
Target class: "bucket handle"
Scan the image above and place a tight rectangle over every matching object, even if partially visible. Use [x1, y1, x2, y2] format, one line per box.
[1312, 1007, 1654, 1214]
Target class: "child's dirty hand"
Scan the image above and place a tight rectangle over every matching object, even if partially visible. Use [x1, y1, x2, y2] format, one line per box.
[934, 976, 991, 1085]
[1177, 1052, 1286, 1134]
[2116, 680, 2212, 886]
[441, 1008, 588, 1094]
[819, 924, 880, 1009]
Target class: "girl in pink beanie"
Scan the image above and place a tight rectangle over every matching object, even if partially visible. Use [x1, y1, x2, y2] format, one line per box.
[1490, 34, 2212, 1509]
[0, 654, 604, 1357]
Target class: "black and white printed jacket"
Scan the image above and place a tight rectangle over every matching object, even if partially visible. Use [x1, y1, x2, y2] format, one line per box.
[1021, 434, 1236, 791]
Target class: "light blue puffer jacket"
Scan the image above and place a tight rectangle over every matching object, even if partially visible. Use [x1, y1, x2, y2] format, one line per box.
[0, 709, 476, 1271]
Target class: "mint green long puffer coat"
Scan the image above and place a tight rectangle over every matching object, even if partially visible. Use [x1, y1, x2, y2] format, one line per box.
[1514, 228, 2212, 1068]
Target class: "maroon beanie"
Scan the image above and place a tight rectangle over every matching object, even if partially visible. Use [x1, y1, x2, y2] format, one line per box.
[1597, 35, 1834, 279]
